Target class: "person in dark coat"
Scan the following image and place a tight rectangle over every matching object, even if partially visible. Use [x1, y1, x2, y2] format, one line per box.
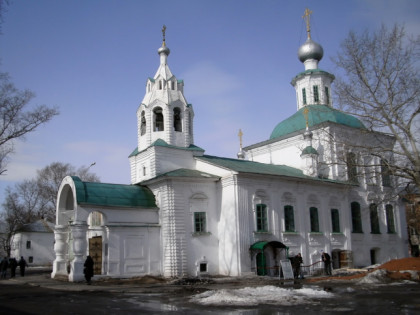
[293, 253, 304, 279]
[0, 257, 8, 279]
[83, 256, 94, 285]
[9, 258, 18, 278]
[322, 252, 332, 276]
[18, 256, 28, 277]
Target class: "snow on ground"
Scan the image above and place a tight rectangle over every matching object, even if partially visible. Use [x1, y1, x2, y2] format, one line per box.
[356, 269, 418, 285]
[356, 269, 389, 284]
[190, 285, 333, 306]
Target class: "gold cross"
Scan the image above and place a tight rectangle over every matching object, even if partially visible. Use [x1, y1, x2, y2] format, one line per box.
[303, 107, 310, 128]
[238, 129, 243, 148]
[162, 25, 167, 46]
[302, 8, 312, 39]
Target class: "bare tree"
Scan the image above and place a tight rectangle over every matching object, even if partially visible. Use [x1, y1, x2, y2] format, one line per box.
[332, 24, 420, 194]
[0, 73, 59, 175]
[0, 183, 40, 257]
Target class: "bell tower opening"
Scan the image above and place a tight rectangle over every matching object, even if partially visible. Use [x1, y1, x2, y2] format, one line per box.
[153, 107, 164, 131]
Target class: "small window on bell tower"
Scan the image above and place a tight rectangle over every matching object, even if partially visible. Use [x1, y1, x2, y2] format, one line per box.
[325, 86, 330, 105]
[174, 107, 182, 132]
[313, 85, 319, 103]
[140, 111, 146, 136]
[154, 107, 164, 131]
[302, 88, 307, 105]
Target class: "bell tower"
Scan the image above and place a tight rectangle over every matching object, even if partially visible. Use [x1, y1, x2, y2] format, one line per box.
[137, 25, 194, 152]
[291, 9, 335, 110]
[130, 26, 202, 185]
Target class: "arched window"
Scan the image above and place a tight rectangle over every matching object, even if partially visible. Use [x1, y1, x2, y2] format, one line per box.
[351, 202, 363, 233]
[88, 211, 103, 227]
[385, 204, 396, 233]
[381, 159, 391, 187]
[369, 203, 380, 234]
[310, 207, 319, 232]
[173, 107, 182, 132]
[140, 111, 146, 136]
[256, 204, 268, 232]
[325, 86, 330, 105]
[302, 88, 307, 105]
[284, 205, 295, 232]
[313, 85, 319, 103]
[331, 209, 340, 233]
[346, 152, 358, 183]
[153, 107, 164, 131]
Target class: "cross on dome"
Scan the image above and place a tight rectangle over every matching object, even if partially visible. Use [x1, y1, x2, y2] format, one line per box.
[162, 25, 167, 47]
[302, 8, 313, 39]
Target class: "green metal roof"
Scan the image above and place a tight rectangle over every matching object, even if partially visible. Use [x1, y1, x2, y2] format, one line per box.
[144, 168, 219, 183]
[129, 140, 205, 157]
[198, 155, 306, 178]
[270, 105, 366, 140]
[197, 155, 352, 185]
[301, 146, 319, 156]
[250, 241, 287, 250]
[71, 176, 156, 208]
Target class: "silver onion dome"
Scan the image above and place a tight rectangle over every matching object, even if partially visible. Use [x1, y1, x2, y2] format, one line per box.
[158, 45, 170, 56]
[298, 38, 323, 63]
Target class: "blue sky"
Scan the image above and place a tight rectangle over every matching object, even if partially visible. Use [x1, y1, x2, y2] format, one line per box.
[1, 0, 419, 202]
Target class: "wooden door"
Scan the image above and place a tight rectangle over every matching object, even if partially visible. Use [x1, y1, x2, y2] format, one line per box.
[89, 236, 102, 275]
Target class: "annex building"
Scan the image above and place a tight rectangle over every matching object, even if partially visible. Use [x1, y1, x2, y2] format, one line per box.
[52, 21, 408, 282]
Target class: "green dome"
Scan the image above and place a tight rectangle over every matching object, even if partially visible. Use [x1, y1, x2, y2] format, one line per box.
[301, 146, 318, 156]
[270, 105, 365, 140]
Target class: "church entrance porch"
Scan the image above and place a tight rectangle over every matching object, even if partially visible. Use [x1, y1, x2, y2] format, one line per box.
[250, 241, 288, 276]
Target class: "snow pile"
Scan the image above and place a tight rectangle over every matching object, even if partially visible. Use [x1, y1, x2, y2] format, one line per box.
[191, 285, 333, 306]
[400, 270, 420, 281]
[357, 269, 388, 284]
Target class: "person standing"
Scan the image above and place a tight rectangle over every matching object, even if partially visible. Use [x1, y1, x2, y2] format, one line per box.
[322, 252, 332, 276]
[293, 253, 304, 279]
[83, 256, 94, 285]
[9, 258, 18, 278]
[18, 256, 28, 277]
[0, 257, 8, 279]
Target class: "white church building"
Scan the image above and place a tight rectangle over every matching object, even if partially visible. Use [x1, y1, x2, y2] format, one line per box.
[52, 21, 408, 282]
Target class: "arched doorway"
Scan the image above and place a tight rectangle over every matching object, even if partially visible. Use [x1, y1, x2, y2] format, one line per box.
[250, 241, 288, 276]
[87, 211, 105, 275]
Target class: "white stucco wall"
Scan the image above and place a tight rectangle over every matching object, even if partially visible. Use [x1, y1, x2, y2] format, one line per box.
[12, 232, 55, 266]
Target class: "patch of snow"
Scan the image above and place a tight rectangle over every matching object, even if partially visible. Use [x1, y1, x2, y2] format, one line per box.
[400, 270, 419, 281]
[190, 285, 333, 306]
[357, 269, 388, 284]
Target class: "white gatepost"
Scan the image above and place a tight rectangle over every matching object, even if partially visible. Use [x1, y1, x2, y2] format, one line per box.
[68, 222, 88, 282]
[51, 225, 69, 279]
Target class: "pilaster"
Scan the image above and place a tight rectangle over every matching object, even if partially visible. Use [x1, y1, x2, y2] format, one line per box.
[68, 222, 88, 282]
[51, 225, 69, 279]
